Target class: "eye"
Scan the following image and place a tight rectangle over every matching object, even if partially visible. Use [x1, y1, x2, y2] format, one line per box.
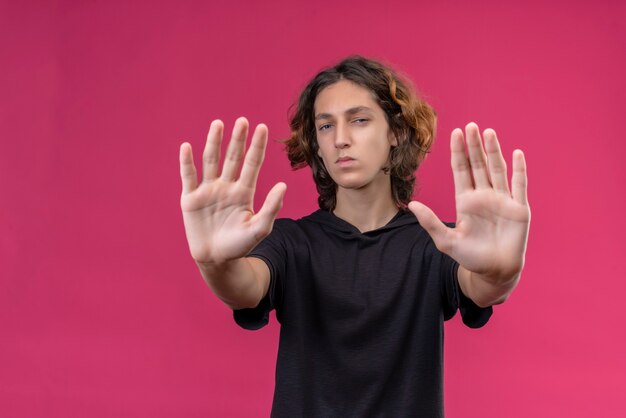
[353, 118, 369, 124]
[318, 123, 332, 131]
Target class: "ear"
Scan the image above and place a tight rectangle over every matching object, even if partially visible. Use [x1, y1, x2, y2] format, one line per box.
[388, 131, 398, 147]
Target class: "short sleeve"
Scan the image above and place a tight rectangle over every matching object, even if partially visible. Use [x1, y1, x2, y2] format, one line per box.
[233, 220, 287, 330]
[440, 252, 492, 329]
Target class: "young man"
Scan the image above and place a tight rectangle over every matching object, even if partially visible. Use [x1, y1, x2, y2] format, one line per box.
[179, 56, 530, 417]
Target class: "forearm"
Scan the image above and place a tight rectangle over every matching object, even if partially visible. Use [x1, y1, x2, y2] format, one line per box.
[196, 257, 269, 310]
[458, 265, 522, 308]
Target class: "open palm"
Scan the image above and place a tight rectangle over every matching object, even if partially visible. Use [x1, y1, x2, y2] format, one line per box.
[409, 123, 530, 280]
[179, 118, 286, 265]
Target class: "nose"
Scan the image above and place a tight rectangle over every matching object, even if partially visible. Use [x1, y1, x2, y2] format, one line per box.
[334, 123, 351, 149]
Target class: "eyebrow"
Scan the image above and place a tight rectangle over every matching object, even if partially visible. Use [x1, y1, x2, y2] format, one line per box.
[314, 106, 374, 121]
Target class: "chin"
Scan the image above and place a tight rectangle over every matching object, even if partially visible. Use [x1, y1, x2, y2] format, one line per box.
[335, 180, 374, 190]
[332, 173, 389, 191]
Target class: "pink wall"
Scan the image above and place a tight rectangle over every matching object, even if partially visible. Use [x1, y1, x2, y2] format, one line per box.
[1, 1, 625, 416]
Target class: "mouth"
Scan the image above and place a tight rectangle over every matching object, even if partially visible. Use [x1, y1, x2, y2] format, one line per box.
[335, 156, 355, 167]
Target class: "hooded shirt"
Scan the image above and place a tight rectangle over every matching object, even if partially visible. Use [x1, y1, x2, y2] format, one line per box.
[234, 209, 492, 418]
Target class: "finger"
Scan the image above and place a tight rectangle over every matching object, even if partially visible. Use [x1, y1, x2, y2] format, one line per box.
[451, 128, 473, 196]
[408, 201, 452, 253]
[202, 120, 224, 182]
[179, 142, 198, 194]
[252, 182, 287, 240]
[483, 129, 510, 195]
[465, 122, 491, 189]
[239, 123, 268, 189]
[511, 149, 528, 205]
[221, 117, 249, 181]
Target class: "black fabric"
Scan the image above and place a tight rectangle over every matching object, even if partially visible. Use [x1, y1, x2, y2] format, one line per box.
[234, 209, 492, 417]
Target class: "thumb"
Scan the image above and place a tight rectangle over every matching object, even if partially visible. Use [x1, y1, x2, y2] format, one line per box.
[408, 201, 451, 252]
[252, 182, 287, 238]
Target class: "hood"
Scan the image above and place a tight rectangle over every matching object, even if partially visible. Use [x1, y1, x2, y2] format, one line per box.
[301, 208, 419, 237]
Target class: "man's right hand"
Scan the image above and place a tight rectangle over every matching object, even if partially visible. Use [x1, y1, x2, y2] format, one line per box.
[179, 117, 287, 267]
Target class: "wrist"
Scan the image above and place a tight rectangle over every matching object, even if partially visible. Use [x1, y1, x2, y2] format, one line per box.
[472, 267, 522, 287]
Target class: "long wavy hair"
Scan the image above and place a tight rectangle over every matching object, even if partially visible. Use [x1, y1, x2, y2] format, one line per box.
[285, 56, 437, 211]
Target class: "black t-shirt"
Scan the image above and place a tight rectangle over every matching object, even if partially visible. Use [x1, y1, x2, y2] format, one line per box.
[234, 209, 492, 418]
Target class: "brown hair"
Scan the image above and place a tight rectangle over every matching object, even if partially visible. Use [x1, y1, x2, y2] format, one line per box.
[285, 56, 436, 211]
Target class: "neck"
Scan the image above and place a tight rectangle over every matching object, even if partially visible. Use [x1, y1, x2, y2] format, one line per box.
[333, 178, 399, 233]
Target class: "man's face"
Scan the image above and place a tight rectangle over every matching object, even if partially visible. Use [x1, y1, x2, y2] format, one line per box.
[313, 80, 397, 192]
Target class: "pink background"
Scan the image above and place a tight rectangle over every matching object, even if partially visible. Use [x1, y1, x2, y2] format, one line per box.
[1, 1, 625, 417]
